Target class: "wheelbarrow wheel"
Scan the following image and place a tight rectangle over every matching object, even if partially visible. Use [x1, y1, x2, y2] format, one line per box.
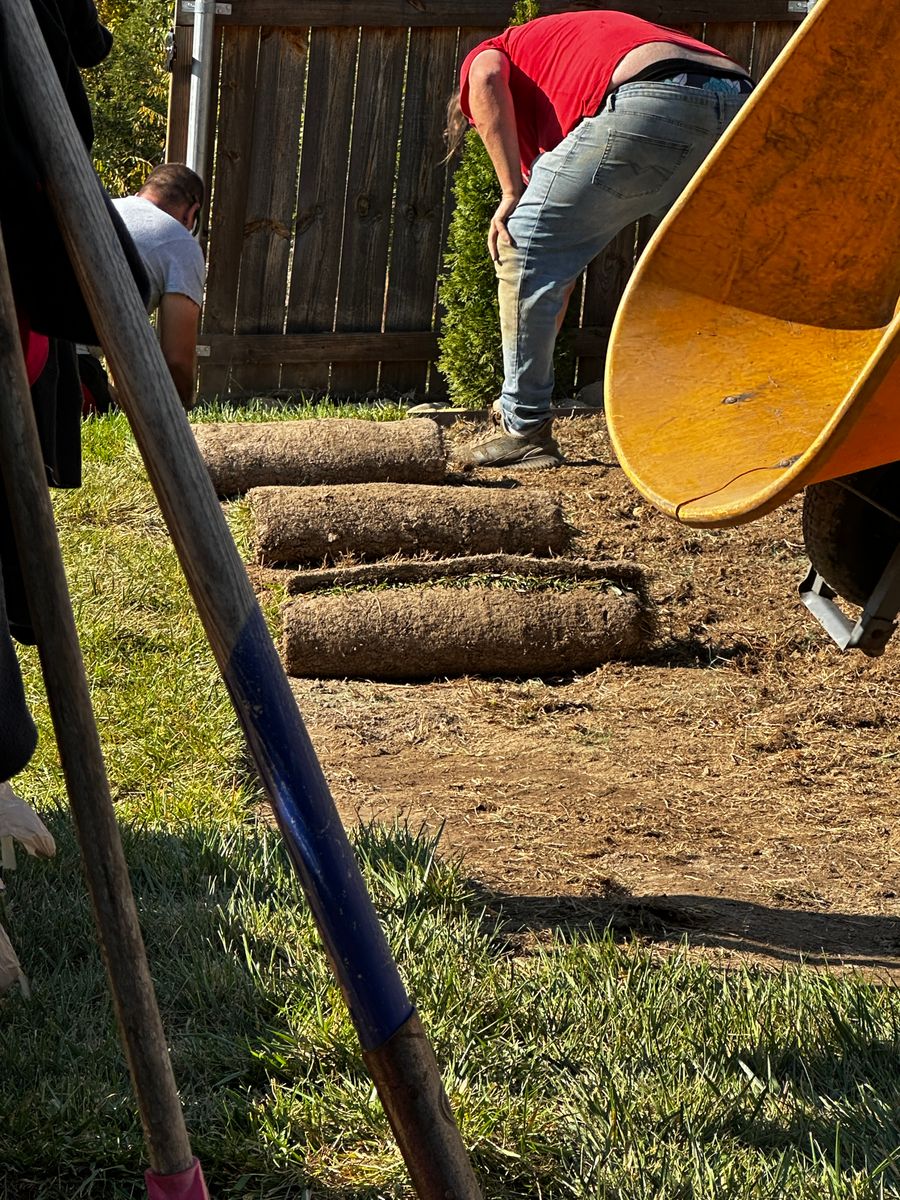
[802, 462, 900, 607]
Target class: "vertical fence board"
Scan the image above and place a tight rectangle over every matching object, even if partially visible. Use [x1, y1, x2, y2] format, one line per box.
[380, 26, 459, 397]
[704, 18, 754, 68]
[329, 26, 407, 395]
[752, 20, 795, 78]
[200, 25, 224, 241]
[283, 26, 359, 394]
[230, 26, 308, 394]
[579, 226, 635, 392]
[165, 23, 193, 163]
[199, 26, 260, 398]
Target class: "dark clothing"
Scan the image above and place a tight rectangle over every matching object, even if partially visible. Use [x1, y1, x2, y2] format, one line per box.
[0, 0, 148, 343]
[0, 2, 146, 772]
[54, 0, 113, 69]
[0, 339, 85, 648]
[32, 338, 83, 488]
[77, 349, 115, 416]
[625, 56, 752, 85]
[0, 565, 37, 782]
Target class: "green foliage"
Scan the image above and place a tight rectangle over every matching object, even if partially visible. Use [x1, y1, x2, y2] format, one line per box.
[512, 0, 541, 20]
[84, 0, 172, 196]
[435, 132, 503, 408]
[436, 0, 577, 408]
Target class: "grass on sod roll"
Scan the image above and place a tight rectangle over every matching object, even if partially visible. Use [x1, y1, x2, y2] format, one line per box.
[191, 395, 410, 424]
[315, 575, 634, 595]
[1, 411, 898, 1199]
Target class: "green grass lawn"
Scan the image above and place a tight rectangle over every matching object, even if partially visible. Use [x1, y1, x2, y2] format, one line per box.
[2, 410, 899, 1199]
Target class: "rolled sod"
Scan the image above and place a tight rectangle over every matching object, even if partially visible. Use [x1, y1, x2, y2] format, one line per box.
[281, 582, 653, 680]
[193, 419, 446, 495]
[249, 483, 571, 564]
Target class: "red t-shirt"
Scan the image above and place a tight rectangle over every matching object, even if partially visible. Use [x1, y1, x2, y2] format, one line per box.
[459, 12, 728, 177]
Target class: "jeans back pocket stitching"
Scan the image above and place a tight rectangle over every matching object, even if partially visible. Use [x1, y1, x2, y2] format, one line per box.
[592, 131, 691, 198]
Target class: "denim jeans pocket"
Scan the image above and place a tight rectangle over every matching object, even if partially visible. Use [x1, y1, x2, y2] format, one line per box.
[591, 130, 690, 199]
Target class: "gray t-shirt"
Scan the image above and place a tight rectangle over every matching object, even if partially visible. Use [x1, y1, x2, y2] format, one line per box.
[112, 195, 205, 314]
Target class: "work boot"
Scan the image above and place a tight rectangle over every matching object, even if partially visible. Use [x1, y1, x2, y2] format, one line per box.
[454, 412, 563, 470]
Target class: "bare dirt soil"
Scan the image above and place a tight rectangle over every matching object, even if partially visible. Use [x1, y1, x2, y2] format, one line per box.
[268, 415, 900, 978]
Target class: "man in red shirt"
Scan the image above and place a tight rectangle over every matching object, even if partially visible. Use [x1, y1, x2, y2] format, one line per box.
[451, 10, 753, 469]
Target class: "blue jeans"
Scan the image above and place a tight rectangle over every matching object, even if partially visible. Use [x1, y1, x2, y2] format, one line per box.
[496, 82, 749, 433]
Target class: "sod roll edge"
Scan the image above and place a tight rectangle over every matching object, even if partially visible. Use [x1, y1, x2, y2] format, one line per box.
[281, 582, 654, 680]
[249, 483, 571, 564]
[194, 419, 446, 495]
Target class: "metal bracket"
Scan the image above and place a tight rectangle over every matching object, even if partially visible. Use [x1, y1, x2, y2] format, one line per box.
[788, 0, 815, 11]
[181, 2, 231, 13]
[164, 28, 176, 72]
[799, 539, 900, 656]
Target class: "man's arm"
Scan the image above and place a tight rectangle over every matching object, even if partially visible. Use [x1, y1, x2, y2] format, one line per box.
[157, 292, 200, 410]
[466, 49, 523, 262]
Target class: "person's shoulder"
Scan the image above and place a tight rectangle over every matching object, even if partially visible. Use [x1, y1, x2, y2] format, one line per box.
[161, 227, 206, 279]
[164, 220, 204, 254]
[118, 197, 188, 242]
[462, 33, 506, 69]
[460, 35, 508, 98]
[175, 233, 206, 268]
[113, 194, 161, 220]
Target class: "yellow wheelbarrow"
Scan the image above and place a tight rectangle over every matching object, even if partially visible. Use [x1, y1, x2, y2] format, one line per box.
[605, 0, 900, 653]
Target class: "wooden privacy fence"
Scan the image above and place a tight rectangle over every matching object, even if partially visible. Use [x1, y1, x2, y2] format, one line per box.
[166, 1, 803, 401]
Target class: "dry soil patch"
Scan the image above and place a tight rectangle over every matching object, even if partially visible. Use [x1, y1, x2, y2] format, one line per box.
[258, 415, 900, 977]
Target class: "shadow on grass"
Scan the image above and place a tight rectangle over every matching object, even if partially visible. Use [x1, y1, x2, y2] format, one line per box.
[5, 813, 899, 1199]
[473, 884, 900, 974]
[471, 883, 900, 1189]
[0, 812, 432, 1200]
[712, 1031, 900, 1176]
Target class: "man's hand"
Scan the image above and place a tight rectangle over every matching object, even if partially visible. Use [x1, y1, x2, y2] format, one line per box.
[158, 292, 201, 411]
[489, 193, 520, 262]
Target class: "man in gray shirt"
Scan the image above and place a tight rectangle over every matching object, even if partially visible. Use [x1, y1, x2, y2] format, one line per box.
[112, 163, 206, 408]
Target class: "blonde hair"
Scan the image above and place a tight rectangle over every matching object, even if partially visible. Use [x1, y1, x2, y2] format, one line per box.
[443, 89, 469, 162]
